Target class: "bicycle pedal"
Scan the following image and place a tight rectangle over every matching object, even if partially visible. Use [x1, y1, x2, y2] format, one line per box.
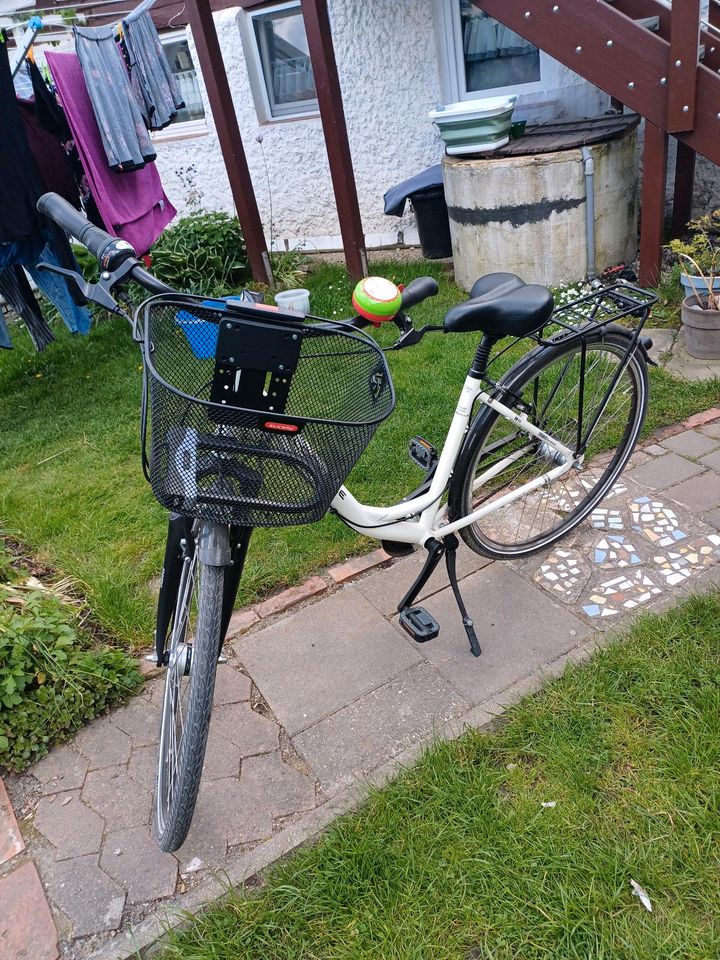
[399, 606, 440, 643]
[409, 436, 438, 472]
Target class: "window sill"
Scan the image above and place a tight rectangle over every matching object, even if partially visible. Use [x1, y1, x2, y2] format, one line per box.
[152, 120, 209, 144]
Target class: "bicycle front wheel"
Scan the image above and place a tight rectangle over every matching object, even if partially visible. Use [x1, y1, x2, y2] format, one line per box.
[154, 549, 224, 853]
[449, 329, 648, 559]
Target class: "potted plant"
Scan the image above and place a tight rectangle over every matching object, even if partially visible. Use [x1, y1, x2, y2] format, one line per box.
[668, 210, 720, 360]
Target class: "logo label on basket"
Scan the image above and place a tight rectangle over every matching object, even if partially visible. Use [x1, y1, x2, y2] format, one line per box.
[263, 421, 300, 433]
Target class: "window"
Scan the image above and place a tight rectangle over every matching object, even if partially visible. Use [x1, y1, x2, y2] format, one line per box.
[241, 1, 319, 121]
[160, 34, 205, 125]
[434, 0, 543, 103]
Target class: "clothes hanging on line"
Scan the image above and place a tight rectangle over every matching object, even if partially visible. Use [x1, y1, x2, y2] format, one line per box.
[0, 34, 47, 247]
[27, 59, 105, 229]
[0, 267, 55, 352]
[17, 99, 81, 209]
[74, 24, 157, 171]
[46, 51, 176, 254]
[29, 244, 92, 335]
[121, 0, 184, 130]
[0, 238, 92, 338]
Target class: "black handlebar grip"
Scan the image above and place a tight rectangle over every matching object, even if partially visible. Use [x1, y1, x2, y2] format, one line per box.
[400, 276, 440, 311]
[37, 193, 136, 267]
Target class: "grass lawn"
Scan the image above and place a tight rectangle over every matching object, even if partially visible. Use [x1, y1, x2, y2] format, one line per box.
[1, 260, 718, 647]
[161, 592, 720, 960]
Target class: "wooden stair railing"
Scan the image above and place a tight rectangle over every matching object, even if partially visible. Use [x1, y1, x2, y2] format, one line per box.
[473, 0, 720, 285]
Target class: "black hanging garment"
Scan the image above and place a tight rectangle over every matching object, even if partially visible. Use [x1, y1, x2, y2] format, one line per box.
[26, 58, 104, 228]
[0, 267, 55, 352]
[0, 35, 46, 246]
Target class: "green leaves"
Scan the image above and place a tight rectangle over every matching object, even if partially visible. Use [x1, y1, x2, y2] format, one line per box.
[0, 582, 141, 773]
[150, 212, 250, 296]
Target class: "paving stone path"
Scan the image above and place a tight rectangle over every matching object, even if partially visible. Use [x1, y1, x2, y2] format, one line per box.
[2, 412, 720, 960]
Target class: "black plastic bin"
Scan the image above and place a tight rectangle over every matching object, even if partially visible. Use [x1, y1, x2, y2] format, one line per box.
[410, 187, 453, 259]
[383, 165, 453, 260]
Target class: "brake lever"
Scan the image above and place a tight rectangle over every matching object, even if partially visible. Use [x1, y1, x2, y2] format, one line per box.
[389, 324, 443, 350]
[36, 259, 136, 318]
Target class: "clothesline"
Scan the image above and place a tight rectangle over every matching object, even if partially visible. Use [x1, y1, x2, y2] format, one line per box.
[7, 0, 158, 75]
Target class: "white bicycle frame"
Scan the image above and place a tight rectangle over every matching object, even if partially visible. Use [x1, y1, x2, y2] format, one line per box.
[331, 372, 579, 548]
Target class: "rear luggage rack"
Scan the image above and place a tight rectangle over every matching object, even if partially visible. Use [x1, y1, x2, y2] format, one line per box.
[537, 283, 658, 347]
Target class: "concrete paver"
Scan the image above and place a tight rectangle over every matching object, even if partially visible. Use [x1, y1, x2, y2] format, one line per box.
[31, 746, 89, 795]
[241, 752, 317, 816]
[666, 473, 720, 512]
[39, 854, 125, 938]
[212, 663, 252, 704]
[705, 507, 720, 530]
[0, 862, 58, 960]
[75, 720, 132, 770]
[661, 429, 720, 458]
[34, 791, 103, 860]
[294, 662, 470, 795]
[625, 452, 705, 489]
[100, 826, 178, 904]
[234, 587, 422, 734]
[0, 778, 24, 865]
[700, 421, 720, 439]
[126, 744, 157, 791]
[81, 767, 152, 830]
[699, 449, 720, 472]
[209, 701, 279, 755]
[109, 695, 160, 746]
[196, 778, 273, 847]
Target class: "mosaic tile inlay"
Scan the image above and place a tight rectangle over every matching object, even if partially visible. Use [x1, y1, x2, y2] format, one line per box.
[533, 491, 720, 621]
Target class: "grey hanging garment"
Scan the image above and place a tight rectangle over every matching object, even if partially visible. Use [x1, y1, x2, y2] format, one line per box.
[122, 0, 184, 130]
[74, 24, 157, 171]
[0, 267, 55, 352]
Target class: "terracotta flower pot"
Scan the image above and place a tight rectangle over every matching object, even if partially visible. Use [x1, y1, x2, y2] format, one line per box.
[681, 295, 720, 360]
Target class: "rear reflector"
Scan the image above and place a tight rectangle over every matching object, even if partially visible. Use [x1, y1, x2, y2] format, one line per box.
[264, 421, 300, 433]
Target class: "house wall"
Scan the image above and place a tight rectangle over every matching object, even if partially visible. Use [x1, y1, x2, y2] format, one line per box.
[152, 1, 612, 251]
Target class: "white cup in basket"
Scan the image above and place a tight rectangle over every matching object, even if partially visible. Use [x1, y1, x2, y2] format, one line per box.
[274, 288, 311, 313]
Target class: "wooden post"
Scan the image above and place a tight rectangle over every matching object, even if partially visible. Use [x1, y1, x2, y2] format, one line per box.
[185, 0, 273, 286]
[670, 140, 697, 238]
[639, 121, 669, 286]
[301, 0, 367, 280]
[667, 0, 700, 132]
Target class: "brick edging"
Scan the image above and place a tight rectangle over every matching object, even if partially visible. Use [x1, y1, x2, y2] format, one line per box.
[141, 405, 720, 654]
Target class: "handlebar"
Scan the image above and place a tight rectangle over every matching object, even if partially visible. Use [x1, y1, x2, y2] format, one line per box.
[401, 276, 439, 311]
[37, 192, 173, 296]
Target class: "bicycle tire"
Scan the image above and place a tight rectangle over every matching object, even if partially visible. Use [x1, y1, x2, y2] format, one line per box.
[154, 557, 224, 853]
[448, 329, 648, 560]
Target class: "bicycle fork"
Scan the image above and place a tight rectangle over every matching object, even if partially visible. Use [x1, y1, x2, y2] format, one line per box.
[154, 517, 251, 667]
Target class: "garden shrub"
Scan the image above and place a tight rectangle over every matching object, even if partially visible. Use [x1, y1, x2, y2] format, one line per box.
[150, 212, 249, 295]
[0, 587, 141, 773]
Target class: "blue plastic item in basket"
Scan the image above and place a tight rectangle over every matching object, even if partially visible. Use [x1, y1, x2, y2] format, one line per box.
[175, 301, 222, 359]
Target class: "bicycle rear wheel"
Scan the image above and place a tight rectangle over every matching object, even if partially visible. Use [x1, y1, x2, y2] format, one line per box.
[154, 543, 224, 853]
[448, 329, 648, 559]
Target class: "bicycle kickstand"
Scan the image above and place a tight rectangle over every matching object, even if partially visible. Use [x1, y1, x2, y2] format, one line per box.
[444, 533, 482, 658]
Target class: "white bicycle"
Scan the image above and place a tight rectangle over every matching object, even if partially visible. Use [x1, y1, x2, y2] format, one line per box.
[37, 193, 656, 852]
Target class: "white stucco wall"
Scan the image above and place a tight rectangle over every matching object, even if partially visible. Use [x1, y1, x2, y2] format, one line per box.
[152, 1, 612, 252]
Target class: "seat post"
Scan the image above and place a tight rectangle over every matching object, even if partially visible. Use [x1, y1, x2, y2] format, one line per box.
[470, 334, 497, 379]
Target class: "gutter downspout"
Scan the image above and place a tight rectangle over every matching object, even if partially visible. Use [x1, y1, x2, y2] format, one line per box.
[581, 146, 596, 280]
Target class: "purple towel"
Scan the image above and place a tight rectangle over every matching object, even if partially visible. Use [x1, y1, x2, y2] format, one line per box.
[46, 51, 176, 254]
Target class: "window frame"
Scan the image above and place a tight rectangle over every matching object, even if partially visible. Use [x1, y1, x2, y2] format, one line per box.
[239, 0, 320, 124]
[153, 29, 208, 142]
[433, 0, 545, 104]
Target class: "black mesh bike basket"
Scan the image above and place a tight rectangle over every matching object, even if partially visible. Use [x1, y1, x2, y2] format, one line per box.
[138, 295, 395, 527]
